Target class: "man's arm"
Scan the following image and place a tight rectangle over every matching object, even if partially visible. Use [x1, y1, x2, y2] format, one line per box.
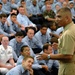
[38, 53, 73, 60]
[0, 62, 14, 70]
[50, 54, 73, 60]
[9, 58, 15, 67]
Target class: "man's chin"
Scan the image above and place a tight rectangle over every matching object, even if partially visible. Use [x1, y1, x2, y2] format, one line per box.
[27, 67, 31, 70]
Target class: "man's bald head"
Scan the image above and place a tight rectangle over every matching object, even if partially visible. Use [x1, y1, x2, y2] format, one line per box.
[57, 7, 72, 18]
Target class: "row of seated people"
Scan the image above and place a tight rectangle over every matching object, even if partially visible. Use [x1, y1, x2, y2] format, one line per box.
[0, 0, 75, 41]
[0, 2, 56, 34]
[0, 20, 63, 55]
[0, 0, 75, 17]
[0, 0, 64, 60]
[0, 4, 63, 43]
[0, 4, 63, 73]
[0, 36, 59, 75]
[0, 0, 75, 42]
[0, 0, 75, 27]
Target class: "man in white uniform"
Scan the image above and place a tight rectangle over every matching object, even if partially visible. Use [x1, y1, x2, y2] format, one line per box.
[0, 36, 15, 74]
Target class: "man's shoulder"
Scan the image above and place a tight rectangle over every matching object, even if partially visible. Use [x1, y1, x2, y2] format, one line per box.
[9, 39, 17, 46]
[6, 65, 22, 75]
[0, 45, 5, 48]
[18, 55, 24, 59]
[0, 45, 3, 51]
[8, 45, 13, 48]
[67, 23, 75, 32]
[22, 36, 28, 41]
[35, 31, 41, 36]
[10, 38, 16, 42]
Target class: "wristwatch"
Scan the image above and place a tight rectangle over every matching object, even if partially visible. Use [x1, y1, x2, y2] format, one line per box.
[47, 54, 50, 59]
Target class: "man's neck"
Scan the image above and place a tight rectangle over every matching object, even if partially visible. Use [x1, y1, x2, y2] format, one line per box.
[1, 22, 5, 25]
[3, 45, 7, 50]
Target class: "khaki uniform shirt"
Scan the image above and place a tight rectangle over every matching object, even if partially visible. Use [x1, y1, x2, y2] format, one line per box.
[58, 22, 75, 75]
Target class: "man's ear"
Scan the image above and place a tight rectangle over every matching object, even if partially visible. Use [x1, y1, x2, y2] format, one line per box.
[20, 52, 23, 55]
[65, 15, 69, 21]
[22, 58, 26, 64]
[22, 59, 24, 65]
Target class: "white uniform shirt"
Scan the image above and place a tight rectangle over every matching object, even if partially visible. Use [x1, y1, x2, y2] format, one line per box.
[0, 45, 13, 64]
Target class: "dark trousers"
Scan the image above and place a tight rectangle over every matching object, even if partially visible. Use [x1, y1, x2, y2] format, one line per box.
[32, 48, 42, 54]
[51, 66, 58, 75]
[33, 69, 52, 75]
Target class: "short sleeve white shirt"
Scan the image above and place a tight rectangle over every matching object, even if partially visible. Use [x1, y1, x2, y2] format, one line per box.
[0, 45, 13, 64]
